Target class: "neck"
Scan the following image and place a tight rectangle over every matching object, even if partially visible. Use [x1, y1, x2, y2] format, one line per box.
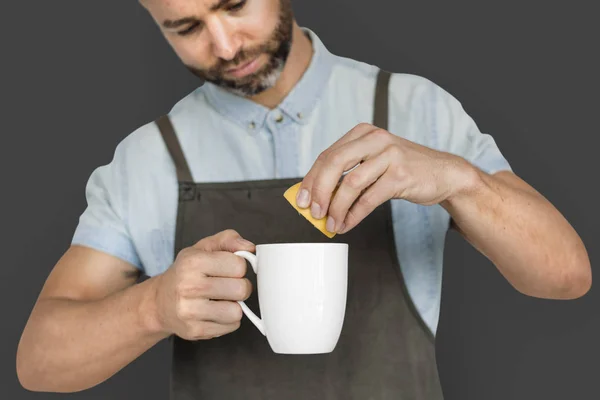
[249, 23, 313, 109]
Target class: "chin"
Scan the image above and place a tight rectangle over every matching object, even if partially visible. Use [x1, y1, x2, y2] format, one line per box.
[223, 62, 285, 97]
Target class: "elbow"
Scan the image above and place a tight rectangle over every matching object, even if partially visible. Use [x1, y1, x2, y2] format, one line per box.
[16, 355, 79, 394]
[16, 339, 74, 393]
[16, 355, 86, 394]
[16, 325, 52, 392]
[16, 369, 41, 393]
[560, 242, 593, 299]
[16, 345, 42, 392]
[562, 262, 592, 299]
[557, 234, 593, 299]
[15, 343, 54, 393]
[549, 256, 592, 300]
[518, 254, 592, 300]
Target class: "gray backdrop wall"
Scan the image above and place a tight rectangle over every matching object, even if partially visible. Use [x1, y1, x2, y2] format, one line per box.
[2, 1, 598, 399]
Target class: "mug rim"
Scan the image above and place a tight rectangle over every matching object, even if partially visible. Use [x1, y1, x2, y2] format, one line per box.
[256, 243, 348, 248]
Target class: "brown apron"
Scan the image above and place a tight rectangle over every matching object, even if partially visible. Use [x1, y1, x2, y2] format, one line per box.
[156, 70, 444, 399]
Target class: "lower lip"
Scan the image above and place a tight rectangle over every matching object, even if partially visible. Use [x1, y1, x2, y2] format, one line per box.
[227, 57, 261, 78]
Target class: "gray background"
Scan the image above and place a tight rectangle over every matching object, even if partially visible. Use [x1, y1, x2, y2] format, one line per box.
[1, 0, 598, 399]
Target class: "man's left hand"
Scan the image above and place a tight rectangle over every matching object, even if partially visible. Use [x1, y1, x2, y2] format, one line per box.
[295, 123, 476, 234]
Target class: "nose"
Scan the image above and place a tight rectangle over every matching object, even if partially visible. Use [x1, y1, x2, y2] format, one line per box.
[206, 18, 241, 61]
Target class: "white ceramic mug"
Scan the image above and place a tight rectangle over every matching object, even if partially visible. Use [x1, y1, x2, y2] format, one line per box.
[234, 243, 348, 354]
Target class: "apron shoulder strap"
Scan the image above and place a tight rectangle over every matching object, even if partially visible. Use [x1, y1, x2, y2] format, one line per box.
[373, 69, 391, 131]
[155, 114, 194, 182]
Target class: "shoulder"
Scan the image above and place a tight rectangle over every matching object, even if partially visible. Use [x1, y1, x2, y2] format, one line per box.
[110, 119, 165, 180]
[330, 55, 379, 84]
[112, 88, 206, 174]
[389, 73, 438, 107]
[378, 69, 470, 149]
[328, 54, 445, 110]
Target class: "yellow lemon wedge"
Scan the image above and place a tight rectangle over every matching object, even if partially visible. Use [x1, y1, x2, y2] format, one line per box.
[283, 182, 336, 238]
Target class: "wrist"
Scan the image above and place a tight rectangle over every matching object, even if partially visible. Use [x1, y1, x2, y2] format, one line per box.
[138, 275, 170, 338]
[441, 157, 484, 207]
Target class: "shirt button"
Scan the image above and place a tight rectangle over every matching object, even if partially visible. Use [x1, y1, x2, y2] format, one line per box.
[249, 121, 256, 129]
[297, 112, 303, 119]
[274, 114, 284, 123]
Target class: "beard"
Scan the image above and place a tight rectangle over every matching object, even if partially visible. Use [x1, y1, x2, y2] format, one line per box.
[185, 0, 294, 97]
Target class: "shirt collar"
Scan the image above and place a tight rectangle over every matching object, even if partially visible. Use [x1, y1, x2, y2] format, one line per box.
[202, 27, 335, 132]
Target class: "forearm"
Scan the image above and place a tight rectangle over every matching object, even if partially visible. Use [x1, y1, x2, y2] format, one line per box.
[442, 164, 591, 299]
[17, 276, 166, 393]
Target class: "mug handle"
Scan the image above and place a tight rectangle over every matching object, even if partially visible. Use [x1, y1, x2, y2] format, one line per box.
[234, 251, 266, 336]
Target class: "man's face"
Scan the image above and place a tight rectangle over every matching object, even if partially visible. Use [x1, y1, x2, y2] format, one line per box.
[142, 0, 294, 96]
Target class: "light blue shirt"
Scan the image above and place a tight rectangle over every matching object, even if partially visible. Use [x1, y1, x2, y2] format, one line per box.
[71, 28, 511, 336]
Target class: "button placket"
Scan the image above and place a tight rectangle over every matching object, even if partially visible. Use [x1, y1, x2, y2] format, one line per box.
[265, 117, 280, 178]
[267, 109, 297, 179]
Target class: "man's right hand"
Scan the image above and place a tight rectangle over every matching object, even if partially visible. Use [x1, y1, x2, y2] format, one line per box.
[152, 229, 255, 340]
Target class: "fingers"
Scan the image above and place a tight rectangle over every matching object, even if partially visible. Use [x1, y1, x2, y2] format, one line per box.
[193, 229, 255, 253]
[323, 122, 378, 152]
[177, 298, 244, 325]
[204, 251, 251, 278]
[302, 128, 392, 221]
[295, 123, 377, 209]
[174, 281, 251, 339]
[202, 321, 242, 339]
[178, 248, 250, 278]
[327, 155, 391, 233]
[204, 301, 244, 324]
[339, 176, 396, 234]
[184, 321, 242, 340]
[180, 276, 253, 301]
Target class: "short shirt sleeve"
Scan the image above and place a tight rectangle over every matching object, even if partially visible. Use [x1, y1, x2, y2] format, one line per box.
[71, 140, 143, 270]
[432, 82, 512, 175]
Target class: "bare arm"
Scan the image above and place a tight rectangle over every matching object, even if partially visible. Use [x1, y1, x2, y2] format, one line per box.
[16, 229, 255, 393]
[442, 169, 592, 299]
[295, 123, 591, 300]
[16, 245, 166, 393]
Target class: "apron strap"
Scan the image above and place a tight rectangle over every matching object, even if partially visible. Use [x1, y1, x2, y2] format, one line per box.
[156, 114, 194, 182]
[373, 69, 391, 130]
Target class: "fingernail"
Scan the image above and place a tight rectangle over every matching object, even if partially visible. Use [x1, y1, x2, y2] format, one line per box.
[338, 222, 346, 233]
[296, 189, 310, 208]
[311, 202, 322, 219]
[326, 216, 335, 233]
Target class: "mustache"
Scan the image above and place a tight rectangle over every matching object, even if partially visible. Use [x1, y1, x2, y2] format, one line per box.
[208, 44, 272, 77]
[185, 0, 293, 96]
